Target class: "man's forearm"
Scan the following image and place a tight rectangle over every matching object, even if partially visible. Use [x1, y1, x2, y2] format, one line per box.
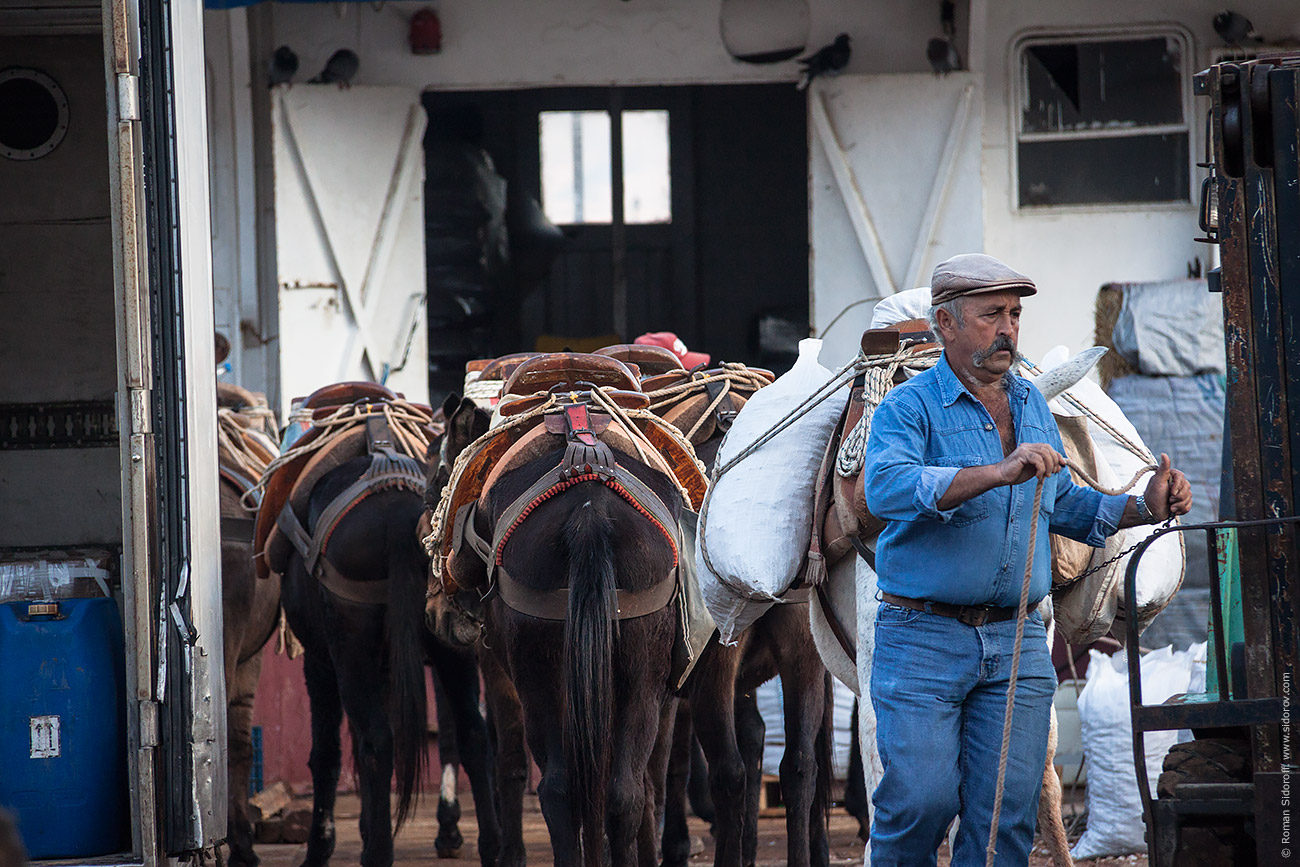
[1116, 496, 1154, 529]
[936, 465, 1006, 511]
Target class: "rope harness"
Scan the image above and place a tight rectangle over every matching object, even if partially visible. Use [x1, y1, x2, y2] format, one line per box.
[217, 405, 279, 542]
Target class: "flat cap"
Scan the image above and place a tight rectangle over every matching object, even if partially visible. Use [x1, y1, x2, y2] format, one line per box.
[930, 253, 1037, 305]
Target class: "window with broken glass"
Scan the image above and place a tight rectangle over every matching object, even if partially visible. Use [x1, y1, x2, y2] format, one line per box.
[1016, 34, 1191, 208]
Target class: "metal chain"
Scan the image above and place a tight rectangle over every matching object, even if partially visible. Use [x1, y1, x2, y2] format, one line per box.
[1052, 516, 1176, 591]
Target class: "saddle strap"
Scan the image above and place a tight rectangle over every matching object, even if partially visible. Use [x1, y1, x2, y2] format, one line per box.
[815, 583, 857, 665]
[221, 516, 257, 543]
[495, 564, 679, 621]
[274, 449, 427, 603]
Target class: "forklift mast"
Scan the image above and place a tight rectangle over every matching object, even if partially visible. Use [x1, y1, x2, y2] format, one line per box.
[1130, 54, 1300, 867]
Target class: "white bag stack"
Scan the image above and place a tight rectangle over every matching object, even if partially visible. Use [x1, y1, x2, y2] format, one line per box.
[697, 338, 848, 644]
[1071, 645, 1202, 860]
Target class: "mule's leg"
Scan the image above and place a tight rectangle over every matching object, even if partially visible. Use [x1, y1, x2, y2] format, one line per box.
[607, 691, 663, 867]
[226, 651, 266, 867]
[332, 606, 397, 867]
[301, 652, 343, 867]
[428, 666, 464, 859]
[689, 645, 746, 867]
[734, 690, 764, 867]
[774, 621, 827, 867]
[642, 699, 677, 867]
[530, 723, 580, 867]
[427, 640, 502, 867]
[660, 702, 696, 867]
[482, 650, 528, 867]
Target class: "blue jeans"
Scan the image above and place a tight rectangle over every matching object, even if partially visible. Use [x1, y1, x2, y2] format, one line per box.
[869, 603, 1057, 867]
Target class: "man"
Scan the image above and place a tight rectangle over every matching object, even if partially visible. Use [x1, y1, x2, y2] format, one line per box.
[862, 253, 1193, 866]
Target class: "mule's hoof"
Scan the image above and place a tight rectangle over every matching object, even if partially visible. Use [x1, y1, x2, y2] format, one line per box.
[433, 843, 463, 859]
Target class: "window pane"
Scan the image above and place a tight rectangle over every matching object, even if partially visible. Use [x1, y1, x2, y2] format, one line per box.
[540, 110, 612, 224]
[622, 110, 672, 224]
[1021, 37, 1183, 133]
[1018, 133, 1190, 206]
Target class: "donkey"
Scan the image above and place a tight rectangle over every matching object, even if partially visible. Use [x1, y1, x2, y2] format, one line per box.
[429, 397, 684, 867]
[216, 385, 281, 867]
[659, 433, 832, 867]
[423, 402, 529, 867]
[280, 453, 504, 867]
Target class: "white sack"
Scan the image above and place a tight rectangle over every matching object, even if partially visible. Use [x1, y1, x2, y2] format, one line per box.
[1071, 645, 1201, 860]
[869, 287, 932, 329]
[697, 338, 848, 644]
[1038, 346, 1186, 631]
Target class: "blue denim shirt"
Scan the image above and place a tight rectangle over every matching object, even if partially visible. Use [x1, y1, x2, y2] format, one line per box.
[863, 353, 1127, 607]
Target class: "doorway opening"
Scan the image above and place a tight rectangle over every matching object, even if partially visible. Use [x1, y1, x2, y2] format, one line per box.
[423, 83, 808, 402]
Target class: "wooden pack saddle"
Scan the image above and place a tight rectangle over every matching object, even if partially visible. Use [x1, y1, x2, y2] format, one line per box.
[254, 383, 436, 604]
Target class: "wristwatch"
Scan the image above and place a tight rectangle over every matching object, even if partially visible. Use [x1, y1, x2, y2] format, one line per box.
[1135, 493, 1155, 523]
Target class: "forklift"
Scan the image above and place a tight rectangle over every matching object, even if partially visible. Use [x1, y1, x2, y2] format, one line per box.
[1125, 54, 1300, 866]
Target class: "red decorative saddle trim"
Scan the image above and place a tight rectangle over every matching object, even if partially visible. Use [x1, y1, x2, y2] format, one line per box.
[493, 472, 679, 569]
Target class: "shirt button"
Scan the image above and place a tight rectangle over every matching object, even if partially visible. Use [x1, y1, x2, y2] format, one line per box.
[984, 423, 994, 431]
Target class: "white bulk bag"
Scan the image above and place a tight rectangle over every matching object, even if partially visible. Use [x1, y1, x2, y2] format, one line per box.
[1071, 645, 1199, 860]
[697, 338, 848, 644]
[1038, 346, 1186, 634]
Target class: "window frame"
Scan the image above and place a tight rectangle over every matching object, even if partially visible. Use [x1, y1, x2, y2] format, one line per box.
[1008, 25, 1196, 213]
[537, 105, 674, 227]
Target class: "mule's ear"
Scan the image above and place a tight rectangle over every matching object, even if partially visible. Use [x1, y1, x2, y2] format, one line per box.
[441, 393, 462, 420]
[1028, 346, 1108, 404]
[446, 396, 490, 460]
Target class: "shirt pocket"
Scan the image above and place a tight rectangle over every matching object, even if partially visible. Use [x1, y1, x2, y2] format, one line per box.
[933, 453, 992, 527]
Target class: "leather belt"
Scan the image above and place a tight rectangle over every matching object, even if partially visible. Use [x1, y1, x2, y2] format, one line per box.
[881, 592, 1018, 627]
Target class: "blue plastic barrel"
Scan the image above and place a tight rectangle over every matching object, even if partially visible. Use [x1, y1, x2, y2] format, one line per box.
[0, 597, 128, 859]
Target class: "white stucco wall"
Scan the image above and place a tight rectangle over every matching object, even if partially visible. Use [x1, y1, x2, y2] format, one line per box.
[216, 0, 1300, 372]
[978, 0, 1299, 363]
[269, 0, 951, 89]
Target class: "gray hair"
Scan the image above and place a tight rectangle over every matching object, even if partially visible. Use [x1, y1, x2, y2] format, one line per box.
[927, 297, 966, 346]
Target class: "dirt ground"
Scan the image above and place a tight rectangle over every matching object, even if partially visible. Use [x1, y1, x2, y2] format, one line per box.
[251, 788, 1149, 867]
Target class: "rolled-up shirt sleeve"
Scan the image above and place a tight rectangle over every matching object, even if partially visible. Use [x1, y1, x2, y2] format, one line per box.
[864, 395, 961, 522]
[1048, 461, 1129, 547]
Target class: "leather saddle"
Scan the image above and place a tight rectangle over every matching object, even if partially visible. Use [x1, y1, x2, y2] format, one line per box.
[254, 392, 432, 585]
[639, 365, 775, 446]
[497, 353, 651, 416]
[594, 344, 685, 377]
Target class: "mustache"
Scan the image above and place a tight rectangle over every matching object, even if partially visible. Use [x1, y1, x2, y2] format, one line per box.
[972, 335, 1017, 368]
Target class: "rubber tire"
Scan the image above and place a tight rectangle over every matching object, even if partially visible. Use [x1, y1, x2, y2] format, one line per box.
[1157, 737, 1250, 798]
[1155, 738, 1253, 866]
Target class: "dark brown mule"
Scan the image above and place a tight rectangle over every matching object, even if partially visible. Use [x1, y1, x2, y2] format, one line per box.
[275, 412, 504, 867]
[216, 384, 281, 867]
[655, 400, 832, 867]
[430, 396, 684, 867]
[423, 402, 529, 867]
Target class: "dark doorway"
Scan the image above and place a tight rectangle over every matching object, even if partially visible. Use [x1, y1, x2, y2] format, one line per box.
[423, 84, 808, 402]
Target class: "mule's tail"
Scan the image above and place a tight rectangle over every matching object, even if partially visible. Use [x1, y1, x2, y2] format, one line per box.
[388, 549, 429, 830]
[563, 499, 618, 867]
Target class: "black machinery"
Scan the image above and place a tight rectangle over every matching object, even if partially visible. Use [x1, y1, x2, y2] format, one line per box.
[1125, 54, 1300, 866]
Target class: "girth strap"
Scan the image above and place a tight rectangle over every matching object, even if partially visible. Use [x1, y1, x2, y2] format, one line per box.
[495, 564, 679, 621]
[221, 516, 257, 543]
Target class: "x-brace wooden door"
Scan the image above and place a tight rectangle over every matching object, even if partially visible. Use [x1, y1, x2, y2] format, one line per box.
[272, 86, 429, 413]
[808, 73, 983, 364]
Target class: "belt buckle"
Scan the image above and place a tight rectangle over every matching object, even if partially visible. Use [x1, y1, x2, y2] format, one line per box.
[958, 605, 990, 627]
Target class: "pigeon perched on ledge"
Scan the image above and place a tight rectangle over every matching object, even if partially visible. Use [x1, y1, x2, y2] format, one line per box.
[797, 33, 851, 91]
[1213, 10, 1263, 45]
[268, 45, 298, 87]
[309, 49, 360, 87]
